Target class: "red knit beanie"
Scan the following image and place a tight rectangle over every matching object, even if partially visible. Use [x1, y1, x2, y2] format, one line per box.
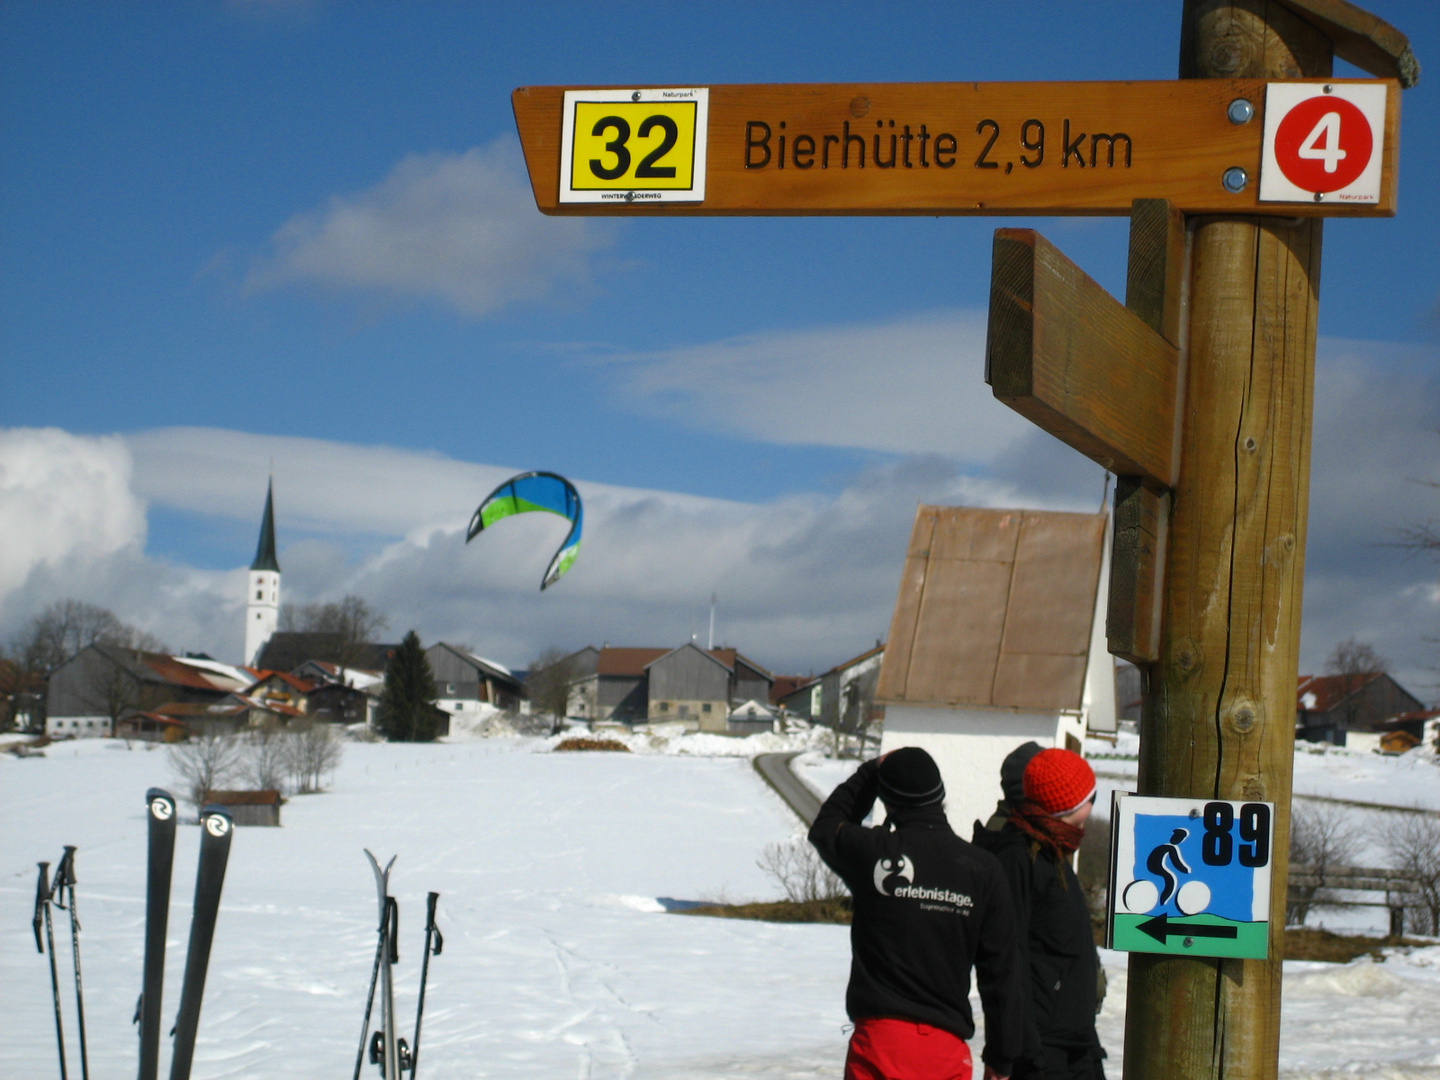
[1023, 748, 1096, 817]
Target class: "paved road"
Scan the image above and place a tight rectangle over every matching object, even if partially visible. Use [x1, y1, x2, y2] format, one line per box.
[754, 751, 822, 826]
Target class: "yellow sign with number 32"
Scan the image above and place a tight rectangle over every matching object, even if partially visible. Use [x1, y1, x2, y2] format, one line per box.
[559, 88, 708, 204]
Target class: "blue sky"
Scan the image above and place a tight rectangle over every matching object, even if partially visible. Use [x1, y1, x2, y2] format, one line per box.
[2, 1, 1438, 685]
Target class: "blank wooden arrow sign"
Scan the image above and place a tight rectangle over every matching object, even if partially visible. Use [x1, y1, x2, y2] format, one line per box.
[985, 202, 1185, 664]
[985, 228, 1179, 488]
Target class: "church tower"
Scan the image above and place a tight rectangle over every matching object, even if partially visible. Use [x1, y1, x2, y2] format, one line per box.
[245, 479, 281, 667]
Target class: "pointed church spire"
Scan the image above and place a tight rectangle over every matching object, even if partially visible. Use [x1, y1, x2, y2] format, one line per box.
[251, 480, 280, 572]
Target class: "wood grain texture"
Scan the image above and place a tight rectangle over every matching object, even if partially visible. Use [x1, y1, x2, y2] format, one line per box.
[1107, 478, 1169, 664]
[1271, 0, 1420, 85]
[1124, 3, 1329, 1078]
[1127, 199, 1187, 347]
[512, 78, 1398, 217]
[1108, 199, 1186, 664]
[987, 229, 1180, 487]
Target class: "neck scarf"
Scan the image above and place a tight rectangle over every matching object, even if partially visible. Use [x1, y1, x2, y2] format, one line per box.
[1010, 799, 1085, 860]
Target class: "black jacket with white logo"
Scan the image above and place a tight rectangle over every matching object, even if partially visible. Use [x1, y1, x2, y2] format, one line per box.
[809, 759, 1025, 1074]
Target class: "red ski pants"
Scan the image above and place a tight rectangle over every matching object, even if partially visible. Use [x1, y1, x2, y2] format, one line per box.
[844, 1017, 974, 1080]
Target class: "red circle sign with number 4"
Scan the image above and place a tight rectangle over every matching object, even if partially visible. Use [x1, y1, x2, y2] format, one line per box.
[1273, 95, 1373, 194]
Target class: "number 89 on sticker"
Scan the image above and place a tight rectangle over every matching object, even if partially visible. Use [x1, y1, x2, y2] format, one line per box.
[559, 88, 709, 204]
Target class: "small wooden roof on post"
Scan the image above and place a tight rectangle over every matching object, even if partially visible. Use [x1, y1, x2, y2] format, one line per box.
[877, 505, 1106, 714]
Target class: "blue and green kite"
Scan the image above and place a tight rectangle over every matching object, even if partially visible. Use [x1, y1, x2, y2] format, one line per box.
[466, 471, 583, 590]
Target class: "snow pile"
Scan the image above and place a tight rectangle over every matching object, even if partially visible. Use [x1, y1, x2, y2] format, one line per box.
[538, 723, 835, 758]
[444, 704, 541, 740]
[1275, 946, 1440, 1078]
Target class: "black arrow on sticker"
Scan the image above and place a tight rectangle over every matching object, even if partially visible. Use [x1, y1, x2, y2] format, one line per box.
[1138, 913, 1239, 944]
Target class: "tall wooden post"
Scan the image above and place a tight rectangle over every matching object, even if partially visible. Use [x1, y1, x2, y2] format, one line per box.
[1124, 2, 1330, 1078]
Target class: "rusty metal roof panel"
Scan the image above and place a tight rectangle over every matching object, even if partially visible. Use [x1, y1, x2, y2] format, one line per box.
[877, 505, 1105, 710]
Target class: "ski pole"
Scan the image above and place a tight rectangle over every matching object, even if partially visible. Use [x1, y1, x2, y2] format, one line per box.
[353, 902, 389, 1080]
[35, 861, 70, 1080]
[54, 846, 90, 1080]
[410, 892, 443, 1078]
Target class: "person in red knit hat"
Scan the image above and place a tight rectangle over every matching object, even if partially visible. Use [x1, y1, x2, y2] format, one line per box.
[971, 747, 1107, 1080]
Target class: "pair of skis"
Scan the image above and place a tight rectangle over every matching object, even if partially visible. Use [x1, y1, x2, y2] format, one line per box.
[136, 788, 235, 1080]
[33, 845, 89, 1080]
[354, 851, 443, 1080]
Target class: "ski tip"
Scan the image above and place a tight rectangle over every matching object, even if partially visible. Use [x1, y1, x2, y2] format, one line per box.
[363, 849, 397, 874]
[199, 806, 234, 837]
[146, 789, 177, 822]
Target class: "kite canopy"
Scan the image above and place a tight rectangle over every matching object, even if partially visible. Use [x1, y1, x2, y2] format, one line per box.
[466, 471, 583, 590]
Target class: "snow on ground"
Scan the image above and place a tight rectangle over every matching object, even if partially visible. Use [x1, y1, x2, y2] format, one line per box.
[1087, 733, 1440, 813]
[541, 722, 837, 758]
[2, 737, 851, 1079]
[1091, 946, 1440, 1080]
[4, 734, 1440, 1079]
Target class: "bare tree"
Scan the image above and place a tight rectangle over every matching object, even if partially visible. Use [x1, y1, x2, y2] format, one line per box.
[1322, 639, 1389, 734]
[1384, 811, 1440, 936]
[758, 839, 848, 903]
[11, 599, 166, 676]
[1287, 803, 1359, 926]
[525, 647, 580, 734]
[242, 728, 290, 791]
[285, 721, 343, 793]
[168, 734, 243, 810]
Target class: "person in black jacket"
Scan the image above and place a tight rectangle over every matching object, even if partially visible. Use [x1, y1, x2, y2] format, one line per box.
[972, 747, 1106, 1080]
[809, 747, 1025, 1080]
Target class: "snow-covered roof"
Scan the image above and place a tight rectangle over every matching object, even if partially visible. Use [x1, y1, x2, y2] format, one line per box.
[728, 699, 775, 720]
[171, 656, 257, 690]
[468, 652, 513, 678]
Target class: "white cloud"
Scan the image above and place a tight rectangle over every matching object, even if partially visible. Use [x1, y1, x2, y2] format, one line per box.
[1, 426, 1047, 672]
[247, 141, 612, 317]
[4, 329, 1438, 694]
[0, 428, 146, 600]
[599, 309, 1033, 461]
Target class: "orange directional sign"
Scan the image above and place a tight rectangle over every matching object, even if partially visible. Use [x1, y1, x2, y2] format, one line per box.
[513, 79, 1399, 217]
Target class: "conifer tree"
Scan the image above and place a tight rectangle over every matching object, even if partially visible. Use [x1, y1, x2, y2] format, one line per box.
[376, 630, 442, 742]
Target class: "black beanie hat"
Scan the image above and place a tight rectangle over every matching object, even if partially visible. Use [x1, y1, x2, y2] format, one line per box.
[1000, 741, 1044, 805]
[877, 747, 945, 807]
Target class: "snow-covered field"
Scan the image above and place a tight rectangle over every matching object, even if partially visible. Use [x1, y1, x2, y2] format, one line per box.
[1087, 733, 1440, 811]
[4, 735, 1440, 1079]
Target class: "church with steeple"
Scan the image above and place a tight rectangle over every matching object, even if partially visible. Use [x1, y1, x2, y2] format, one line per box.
[245, 480, 281, 667]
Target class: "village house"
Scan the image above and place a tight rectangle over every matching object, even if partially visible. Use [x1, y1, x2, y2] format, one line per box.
[778, 643, 886, 738]
[565, 647, 667, 724]
[291, 660, 385, 727]
[425, 643, 525, 719]
[1295, 671, 1425, 746]
[562, 643, 774, 730]
[46, 645, 253, 738]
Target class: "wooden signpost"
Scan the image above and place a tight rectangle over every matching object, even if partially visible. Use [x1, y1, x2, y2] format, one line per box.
[512, 2, 1417, 1077]
[514, 77, 1399, 217]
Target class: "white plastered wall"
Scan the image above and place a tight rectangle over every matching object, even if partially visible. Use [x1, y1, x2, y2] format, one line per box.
[1082, 511, 1118, 734]
[881, 705, 1075, 837]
